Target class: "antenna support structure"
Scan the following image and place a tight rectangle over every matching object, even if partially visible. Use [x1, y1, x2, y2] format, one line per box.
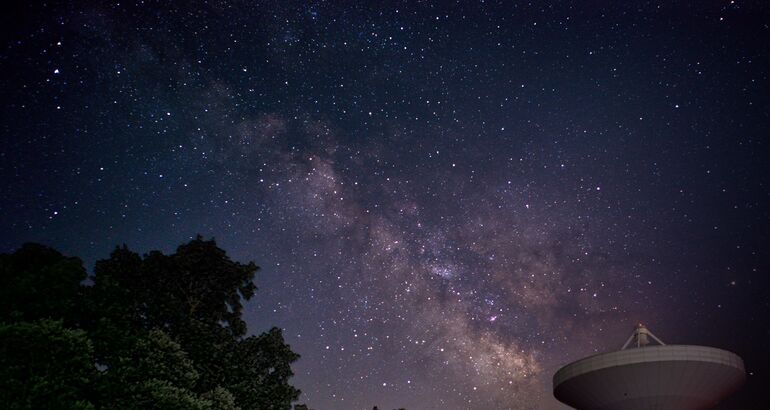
[621, 323, 666, 350]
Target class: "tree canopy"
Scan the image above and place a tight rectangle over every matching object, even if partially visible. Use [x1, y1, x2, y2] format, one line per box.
[0, 237, 300, 410]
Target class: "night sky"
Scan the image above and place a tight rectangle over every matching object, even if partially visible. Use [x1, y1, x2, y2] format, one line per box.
[2, 1, 769, 409]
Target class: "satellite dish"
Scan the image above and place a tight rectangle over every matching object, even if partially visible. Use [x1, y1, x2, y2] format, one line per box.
[553, 325, 745, 409]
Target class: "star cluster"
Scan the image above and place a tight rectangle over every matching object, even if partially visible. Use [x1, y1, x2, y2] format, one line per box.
[1, 1, 769, 409]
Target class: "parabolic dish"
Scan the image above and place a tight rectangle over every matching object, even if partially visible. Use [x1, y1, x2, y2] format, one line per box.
[553, 344, 745, 409]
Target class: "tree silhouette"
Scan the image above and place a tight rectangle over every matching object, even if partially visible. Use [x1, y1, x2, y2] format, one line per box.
[0, 243, 86, 324]
[0, 238, 300, 410]
[0, 319, 96, 410]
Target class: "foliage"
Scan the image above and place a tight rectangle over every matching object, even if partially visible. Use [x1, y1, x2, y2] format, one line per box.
[0, 238, 300, 410]
[0, 243, 87, 323]
[227, 327, 301, 409]
[0, 319, 96, 410]
[91, 237, 257, 337]
[95, 329, 200, 409]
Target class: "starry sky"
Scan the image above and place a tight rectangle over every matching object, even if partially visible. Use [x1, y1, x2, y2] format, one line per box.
[1, 1, 769, 409]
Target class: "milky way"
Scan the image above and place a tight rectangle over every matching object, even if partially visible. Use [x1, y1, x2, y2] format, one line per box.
[2, 2, 769, 409]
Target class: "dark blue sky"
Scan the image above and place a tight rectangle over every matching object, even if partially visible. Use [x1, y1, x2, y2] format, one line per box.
[2, 1, 769, 408]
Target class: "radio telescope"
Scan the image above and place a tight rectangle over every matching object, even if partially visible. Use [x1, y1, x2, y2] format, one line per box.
[553, 324, 745, 409]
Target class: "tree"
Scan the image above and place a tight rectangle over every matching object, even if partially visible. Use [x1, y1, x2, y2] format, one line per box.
[90, 237, 256, 337]
[0, 237, 301, 410]
[0, 319, 96, 410]
[0, 243, 87, 324]
[227, 327, 301, 409]
[93, 328, 242, 410]
[200, 387, 239, 410]
[95, 329, 202, 410]
[89, 236, 300, 409]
